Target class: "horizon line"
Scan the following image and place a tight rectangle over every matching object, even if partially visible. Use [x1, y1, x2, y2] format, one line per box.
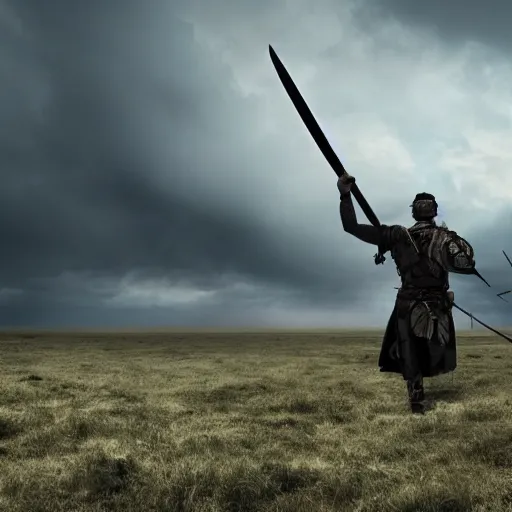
[0, 326, 506, 335]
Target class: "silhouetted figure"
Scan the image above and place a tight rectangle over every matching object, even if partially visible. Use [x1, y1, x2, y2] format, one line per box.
[338, 175, 476, 414]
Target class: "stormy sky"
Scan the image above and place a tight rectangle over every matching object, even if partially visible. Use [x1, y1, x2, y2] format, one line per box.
[1, 0, 512, 328]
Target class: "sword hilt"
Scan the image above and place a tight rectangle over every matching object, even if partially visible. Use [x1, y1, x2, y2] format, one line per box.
[374, 253, 386, 265]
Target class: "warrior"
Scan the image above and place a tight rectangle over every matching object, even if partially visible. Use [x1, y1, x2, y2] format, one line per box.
[268, 45, 512, 412]
[338, 174, 476, 414]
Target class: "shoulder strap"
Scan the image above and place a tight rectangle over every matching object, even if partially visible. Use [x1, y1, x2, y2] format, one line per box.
[404, 227, 419, 254]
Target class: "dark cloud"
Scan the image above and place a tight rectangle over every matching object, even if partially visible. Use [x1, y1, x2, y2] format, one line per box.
[455, 207, 512, 324]
[358, 0, 512, 51]
[0, 0, 384, 327]
[1, 0, 511, 329]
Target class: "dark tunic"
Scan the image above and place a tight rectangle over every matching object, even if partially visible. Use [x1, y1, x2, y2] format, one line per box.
[339, 193, 475, 380]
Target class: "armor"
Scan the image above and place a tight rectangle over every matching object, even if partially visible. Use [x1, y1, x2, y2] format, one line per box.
[441, 236, 475, 273]
[339, 191, 476, 414]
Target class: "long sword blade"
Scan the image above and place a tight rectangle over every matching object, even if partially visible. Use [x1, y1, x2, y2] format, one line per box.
[453, 302, 512, 343]
[269, 45, 381, 227]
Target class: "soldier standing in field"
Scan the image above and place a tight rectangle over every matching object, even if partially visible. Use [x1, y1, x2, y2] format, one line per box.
[337, 174, 476, 414]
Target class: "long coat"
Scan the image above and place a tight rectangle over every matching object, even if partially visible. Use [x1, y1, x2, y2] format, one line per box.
[378, 296, 457, 379]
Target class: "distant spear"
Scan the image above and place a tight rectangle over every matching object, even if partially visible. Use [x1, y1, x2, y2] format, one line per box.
[497, 290, 511, 302]
[496, 250, 512, 301]
[503, 250, 512, 267]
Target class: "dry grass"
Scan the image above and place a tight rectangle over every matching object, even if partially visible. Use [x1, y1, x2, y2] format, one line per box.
[0, 330, 511, 511]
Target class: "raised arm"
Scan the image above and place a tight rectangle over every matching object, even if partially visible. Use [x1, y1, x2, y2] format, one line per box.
[339, 192, 383, 245]
[337, 174, 401, 250]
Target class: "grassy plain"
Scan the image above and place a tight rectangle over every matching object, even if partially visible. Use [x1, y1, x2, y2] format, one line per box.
[0, 329, 511, 511]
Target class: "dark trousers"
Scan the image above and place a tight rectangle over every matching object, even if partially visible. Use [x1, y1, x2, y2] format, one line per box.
[406, 373, 424, 403]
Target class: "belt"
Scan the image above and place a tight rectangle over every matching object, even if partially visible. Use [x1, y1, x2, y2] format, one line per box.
[397, 287, 448, 302]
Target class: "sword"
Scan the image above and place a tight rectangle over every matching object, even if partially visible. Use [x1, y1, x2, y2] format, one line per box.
[452, 302, 512, 344]
[269, 44, 492, 284]
[269, 45, 380, 228]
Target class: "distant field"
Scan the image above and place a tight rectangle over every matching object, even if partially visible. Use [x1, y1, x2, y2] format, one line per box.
[0, 331, 511, 511]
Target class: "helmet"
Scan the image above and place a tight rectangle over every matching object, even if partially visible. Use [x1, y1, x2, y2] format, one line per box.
[410, 192, 438, 220]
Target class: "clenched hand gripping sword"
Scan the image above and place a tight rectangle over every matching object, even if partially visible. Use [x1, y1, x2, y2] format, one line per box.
[269, 45, 512, 344]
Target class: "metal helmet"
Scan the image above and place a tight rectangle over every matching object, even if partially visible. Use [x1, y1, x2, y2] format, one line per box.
[410, 192, 438, 220]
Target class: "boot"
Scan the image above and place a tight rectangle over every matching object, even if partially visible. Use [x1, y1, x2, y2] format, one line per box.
[407, 378, 425, 414]
[410, 400, 425, 414]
